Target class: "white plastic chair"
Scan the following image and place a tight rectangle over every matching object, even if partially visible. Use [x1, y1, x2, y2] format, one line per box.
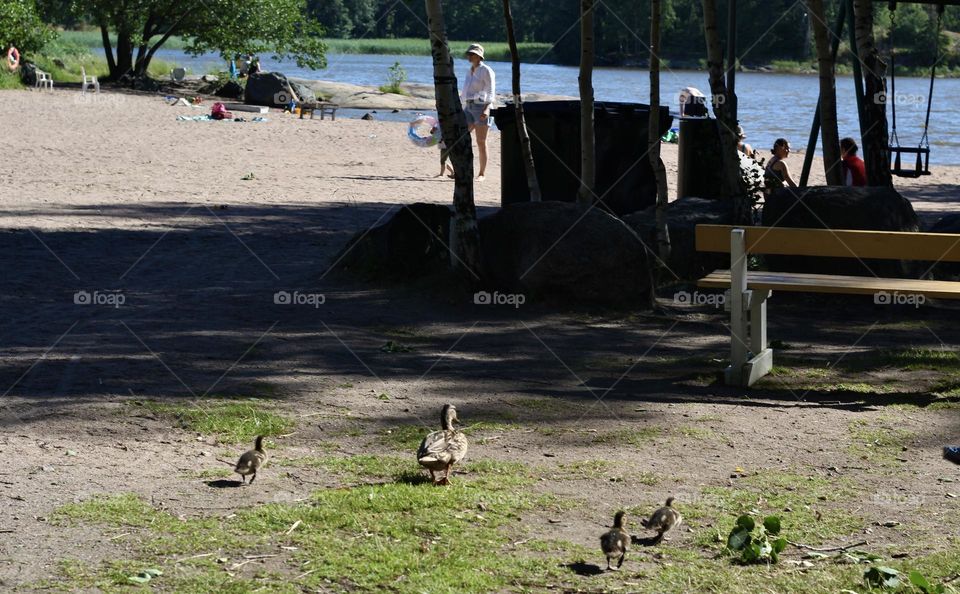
[81, 67, 99, 94]
[35, 69, 53, 91]
[170, 67, 186, 82]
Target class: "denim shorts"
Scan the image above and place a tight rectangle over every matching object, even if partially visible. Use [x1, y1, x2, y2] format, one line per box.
[464, 101, 491, 127]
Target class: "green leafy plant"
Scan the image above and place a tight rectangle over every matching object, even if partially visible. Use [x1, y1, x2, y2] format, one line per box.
[725, 514, 787, 564]
[378, 60, 407, 94]
[908, 570, 947, 594]
[864, 566, 902, 589]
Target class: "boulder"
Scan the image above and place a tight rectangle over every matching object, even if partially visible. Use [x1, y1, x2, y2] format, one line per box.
[245, 72, 296, 107]
[289, 80, 316, 104]
[333, 203, 452, 279]
[928, 213, 960, 279]
[761, 186, 920, 277]
[623, 196, 734, 281]
[479, 202, 651, 307]
[215, 80, 245, 99]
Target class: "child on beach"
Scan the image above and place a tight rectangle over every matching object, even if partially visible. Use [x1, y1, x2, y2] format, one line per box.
[433, 126, 454, 178]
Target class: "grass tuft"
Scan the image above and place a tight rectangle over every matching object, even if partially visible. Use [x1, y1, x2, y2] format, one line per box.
[135, 398, 292, 444]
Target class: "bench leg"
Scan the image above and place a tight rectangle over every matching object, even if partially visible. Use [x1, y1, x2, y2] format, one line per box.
[725, 229, 749, 386]
[743, 289, 773, 387]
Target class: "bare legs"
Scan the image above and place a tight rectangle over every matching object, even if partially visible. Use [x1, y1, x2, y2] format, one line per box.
[474, 124, 488, 180]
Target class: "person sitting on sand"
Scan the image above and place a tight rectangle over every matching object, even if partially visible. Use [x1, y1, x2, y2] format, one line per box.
[840, 137, 867, 187]
[461, 44, 495, 182]
[765, 138, 797, 189]
[737, 125, 754, 158]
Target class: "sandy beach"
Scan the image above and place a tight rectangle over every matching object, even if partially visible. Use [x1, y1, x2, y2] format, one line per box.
[3, 88, 957, 232]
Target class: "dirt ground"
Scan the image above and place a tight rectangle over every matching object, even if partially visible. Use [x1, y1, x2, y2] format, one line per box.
[1, 88, 959, 592]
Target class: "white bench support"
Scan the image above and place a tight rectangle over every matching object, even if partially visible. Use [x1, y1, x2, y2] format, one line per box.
[725, 229, 773, 387]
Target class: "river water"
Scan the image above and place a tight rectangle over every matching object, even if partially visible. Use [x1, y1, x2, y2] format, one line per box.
[152, 48, 960, 164]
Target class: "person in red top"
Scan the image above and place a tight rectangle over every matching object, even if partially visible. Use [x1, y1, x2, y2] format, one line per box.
[840, 137, 867, 187]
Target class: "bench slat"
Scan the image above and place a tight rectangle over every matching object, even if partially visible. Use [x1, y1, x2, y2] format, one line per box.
[696, 225, 960, 262]
[698, 270, 960, 299]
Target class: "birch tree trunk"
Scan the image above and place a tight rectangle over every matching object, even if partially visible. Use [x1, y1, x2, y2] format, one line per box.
[808, 0, 843, 185]
[425, 0, 482, 280]
[502, 0, 541, 202]
[649, 0, 671, 260]
[701, 0, 749, 223]
[577, 0, 595, 210]
[853, 0, 893, 186]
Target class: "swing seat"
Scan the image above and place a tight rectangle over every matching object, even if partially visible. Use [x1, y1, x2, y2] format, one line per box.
[888, 145, 931, 178]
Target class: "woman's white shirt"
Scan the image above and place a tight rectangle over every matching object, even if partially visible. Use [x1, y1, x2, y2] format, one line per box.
[462, 62, 496, 104]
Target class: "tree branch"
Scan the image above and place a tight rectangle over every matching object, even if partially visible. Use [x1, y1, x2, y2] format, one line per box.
[787, 540, 868, 552]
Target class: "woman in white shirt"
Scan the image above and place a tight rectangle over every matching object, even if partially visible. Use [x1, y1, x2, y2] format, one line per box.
[461, 44, 495, 181]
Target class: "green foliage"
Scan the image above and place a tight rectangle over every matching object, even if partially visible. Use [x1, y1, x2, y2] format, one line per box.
[0, 0, 56, 55]
[726, 514, 787, 564]
[378, 60, 407, 94]
[67, 0, 326, 78]
[864, 565, 903, 589]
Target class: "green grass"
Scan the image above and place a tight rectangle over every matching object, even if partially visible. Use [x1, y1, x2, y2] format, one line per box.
[848, 419, 915, 465]
[44, 458, 565, 593]
[0, 69, 23, 89]
[592, 427, 663, 445]
[683, 470, 862, 547]
[135, 398, 292, 444]
[838, 348, 960, 373]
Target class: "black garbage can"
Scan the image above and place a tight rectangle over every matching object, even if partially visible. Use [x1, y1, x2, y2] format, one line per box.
[492, 101, 673, 216]
[676, 117, 724, 200]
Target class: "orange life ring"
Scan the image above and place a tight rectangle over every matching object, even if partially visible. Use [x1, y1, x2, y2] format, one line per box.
[6, 47, 19, 71]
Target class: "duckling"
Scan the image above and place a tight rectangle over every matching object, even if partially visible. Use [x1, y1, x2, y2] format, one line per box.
[235, 435, 267, 485]
[600, 510, 629, 571]
[641, 496, 682, 542]
[417, 404, 468, 485]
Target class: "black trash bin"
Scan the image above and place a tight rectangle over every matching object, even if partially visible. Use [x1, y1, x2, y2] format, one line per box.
[676, 117, 724, 200]
[492, 101, 673, 216]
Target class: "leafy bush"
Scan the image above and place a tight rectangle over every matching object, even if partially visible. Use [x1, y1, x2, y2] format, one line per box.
[0, 0, 55, 55]
[378, 60, 407, 95]
[725, 514, 787, 564]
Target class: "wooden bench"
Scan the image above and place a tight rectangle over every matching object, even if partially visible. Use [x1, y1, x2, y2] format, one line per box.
[299, 101, 338, 121]
[695, 224, 960, 387]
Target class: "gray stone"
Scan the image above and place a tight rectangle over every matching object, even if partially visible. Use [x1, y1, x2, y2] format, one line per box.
[623, 196, 734, 281]
[289, 80, 316, 104]
[245, 72, 296, 107]
[479, 202, 651, 307]
[333, 203, 452, 279]
[761, 186, 920, 277]
[215, 80, 244, 99]
[928, 213, 960, 279]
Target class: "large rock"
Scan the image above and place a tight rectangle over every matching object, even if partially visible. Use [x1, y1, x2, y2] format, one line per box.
[479, 202, 650, 306]
[215, 80, 245, 99]
[333, 203, 452, 279]
[624, 196, 735, 281]
[928, 213, 960, 279]
[289, 80, 316, 104]
[761, 186, 920, 277]
[245, 72, 297, 107]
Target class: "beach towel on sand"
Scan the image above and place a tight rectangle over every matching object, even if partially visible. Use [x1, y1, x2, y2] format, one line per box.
[177, 115, 268, 122]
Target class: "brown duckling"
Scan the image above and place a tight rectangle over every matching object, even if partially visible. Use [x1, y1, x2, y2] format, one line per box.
[417, 404, 468, 485]
[235, 435, 267, 485]
[600, 510, 630, 570]
[641, 496, 682, 542]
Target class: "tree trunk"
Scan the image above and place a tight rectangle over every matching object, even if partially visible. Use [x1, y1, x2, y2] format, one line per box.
[808, 0, 843, 185]
[502, 0, 541, 202]
[649, 0, 670, 261]
[853, 0, 892, 186]
[577, 0, 595, 210]
[113, 29, 134, 80]
[425, 0, 482, 282]
[99, 22, 116, 77]
[701, 0, 749, 223]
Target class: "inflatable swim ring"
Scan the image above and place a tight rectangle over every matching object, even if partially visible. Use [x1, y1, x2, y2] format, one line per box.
[6, 46, 20, 72]
[408, 115, 441, 148]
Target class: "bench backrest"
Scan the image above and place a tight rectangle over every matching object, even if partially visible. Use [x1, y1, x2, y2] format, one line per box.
[696, 225, 960, 262]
